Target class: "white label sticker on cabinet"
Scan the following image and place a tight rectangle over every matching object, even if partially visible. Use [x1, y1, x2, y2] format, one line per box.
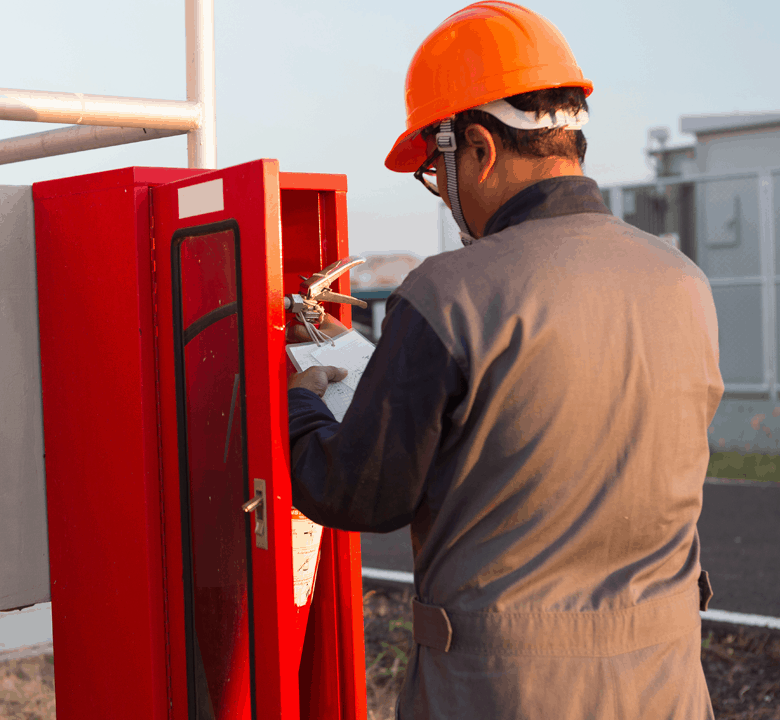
[178, 178, 224, 219]
[291, 508, 324, 607]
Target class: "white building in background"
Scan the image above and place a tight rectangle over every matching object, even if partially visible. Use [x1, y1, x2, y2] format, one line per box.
[609, 112, 780, 454]
[644, 112, 780, 177]
[678, 112, 780, 175]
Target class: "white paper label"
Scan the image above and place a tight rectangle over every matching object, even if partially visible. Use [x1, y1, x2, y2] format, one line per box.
[291, 509, 323, 607]
[178, 178, 224, 219]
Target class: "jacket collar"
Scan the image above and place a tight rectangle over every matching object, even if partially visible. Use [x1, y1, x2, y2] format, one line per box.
[483, 176, 611, 237]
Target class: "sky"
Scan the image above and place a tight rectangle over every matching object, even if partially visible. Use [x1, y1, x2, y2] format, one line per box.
[2, 0, 780, 258]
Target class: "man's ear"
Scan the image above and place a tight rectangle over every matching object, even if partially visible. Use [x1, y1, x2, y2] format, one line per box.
[463, 124, 497, 184]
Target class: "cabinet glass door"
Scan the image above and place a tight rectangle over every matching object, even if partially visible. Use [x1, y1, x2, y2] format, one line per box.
[172, 222, 249, 718]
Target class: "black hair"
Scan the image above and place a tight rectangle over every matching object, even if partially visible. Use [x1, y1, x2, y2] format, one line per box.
[451, 87, 588, 164]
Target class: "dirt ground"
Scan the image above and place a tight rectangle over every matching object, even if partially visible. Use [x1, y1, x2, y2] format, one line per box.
[2, 585, 778, 719]
[0, 652, 55, 720]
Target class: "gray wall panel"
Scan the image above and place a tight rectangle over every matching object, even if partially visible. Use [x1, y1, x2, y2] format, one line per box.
[711, 283, 764, 384]
[0, 185, 50, 611]
[695, 177, 761, 278]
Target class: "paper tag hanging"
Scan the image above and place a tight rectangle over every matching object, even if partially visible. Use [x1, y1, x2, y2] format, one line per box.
[291, 508, 324, 607]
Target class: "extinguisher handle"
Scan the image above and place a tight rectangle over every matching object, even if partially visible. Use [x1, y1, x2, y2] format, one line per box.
[301, 255, 365, 298]
[315, 288, 368, 309]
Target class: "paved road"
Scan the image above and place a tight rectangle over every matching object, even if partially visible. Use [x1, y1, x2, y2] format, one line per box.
[361, 479, 780, 617]
[698, 480, 780, 616]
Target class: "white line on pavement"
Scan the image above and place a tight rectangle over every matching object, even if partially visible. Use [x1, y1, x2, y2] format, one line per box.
[362, 567, 414, 585]
[701, 608, 780, 630]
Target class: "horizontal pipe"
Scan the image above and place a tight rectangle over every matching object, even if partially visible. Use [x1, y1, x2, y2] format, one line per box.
[0, 125, 187, 166]
[0, 88, 201, 130]
[723, 383, 771, 394]
[600, 166, 777, 190]
[708, 276, 764, 286]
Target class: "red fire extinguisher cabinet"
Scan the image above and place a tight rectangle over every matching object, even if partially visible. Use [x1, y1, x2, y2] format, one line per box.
[33, 160, 367, 720]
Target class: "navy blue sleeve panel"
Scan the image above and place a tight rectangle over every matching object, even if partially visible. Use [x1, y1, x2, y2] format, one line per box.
[287, 295, 467, 533]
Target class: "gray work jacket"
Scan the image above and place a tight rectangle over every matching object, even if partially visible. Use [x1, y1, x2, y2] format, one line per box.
[390, 192, 722, 719]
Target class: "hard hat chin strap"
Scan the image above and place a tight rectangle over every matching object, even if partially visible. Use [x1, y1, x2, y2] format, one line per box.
[433, 104, 589, 246]
[436, 118, 477, 247]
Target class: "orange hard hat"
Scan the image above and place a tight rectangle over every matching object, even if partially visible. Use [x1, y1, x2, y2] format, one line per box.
[385, 1, 593, 173]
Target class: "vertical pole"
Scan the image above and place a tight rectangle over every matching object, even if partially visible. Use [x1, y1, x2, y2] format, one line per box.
[186, 0, 217, 169]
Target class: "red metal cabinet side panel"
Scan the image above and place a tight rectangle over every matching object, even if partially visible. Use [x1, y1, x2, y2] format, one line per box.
[32, 182, 167, 719]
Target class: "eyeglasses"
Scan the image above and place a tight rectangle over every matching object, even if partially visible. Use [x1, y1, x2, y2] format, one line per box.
[414, 147, 441, 197]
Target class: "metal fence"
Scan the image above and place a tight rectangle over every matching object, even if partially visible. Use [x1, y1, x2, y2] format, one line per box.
[603, 169, 780, 400]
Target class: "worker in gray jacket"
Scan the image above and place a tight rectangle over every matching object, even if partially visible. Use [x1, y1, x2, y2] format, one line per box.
[287, 2, 724, 718]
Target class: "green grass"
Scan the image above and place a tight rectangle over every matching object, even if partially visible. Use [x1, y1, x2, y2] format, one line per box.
[707, 451, 780, 483]
[366, 618, 414, 679]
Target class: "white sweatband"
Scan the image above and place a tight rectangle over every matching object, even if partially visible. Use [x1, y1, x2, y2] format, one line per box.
[476, 98, 588, 130]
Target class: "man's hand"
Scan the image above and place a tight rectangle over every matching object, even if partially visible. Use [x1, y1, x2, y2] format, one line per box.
[286, 312, 347, 344]
[286, 313, 349, 395]
[288, 365, 348, 397]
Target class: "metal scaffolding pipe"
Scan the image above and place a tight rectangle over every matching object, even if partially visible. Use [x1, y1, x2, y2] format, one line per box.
[0, 1, 216, 168]
[0, 88, 201, 130]
[186, 0, 217, 169]
[0, 125, 187, 166]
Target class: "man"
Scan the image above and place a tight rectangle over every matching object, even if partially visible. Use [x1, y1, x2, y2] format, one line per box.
[287, 3, 723, 718]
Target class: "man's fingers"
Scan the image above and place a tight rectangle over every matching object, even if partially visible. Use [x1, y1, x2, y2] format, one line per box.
[323, 366, 348, 383]
[287, 365, 348, 396]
